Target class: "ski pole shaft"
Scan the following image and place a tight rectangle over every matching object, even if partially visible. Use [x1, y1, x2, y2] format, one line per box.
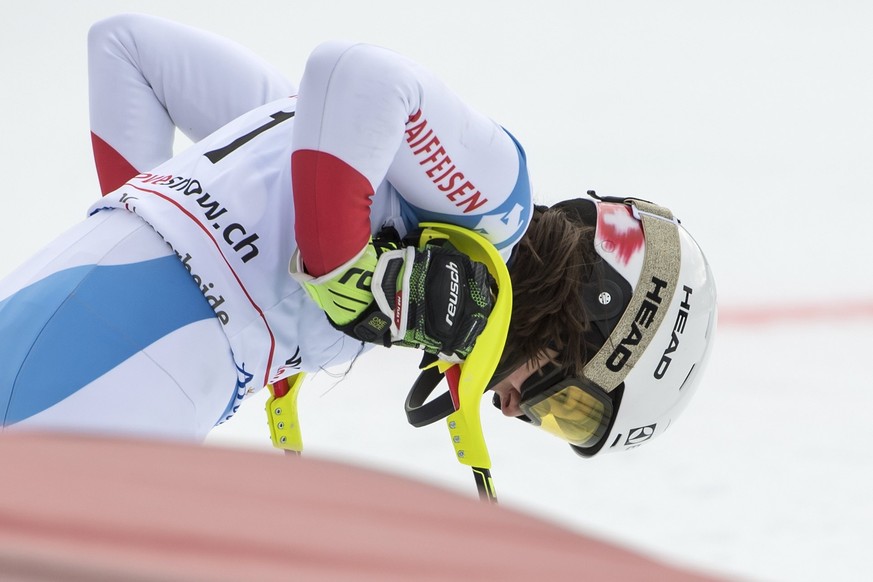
[472, 467, 497, 503]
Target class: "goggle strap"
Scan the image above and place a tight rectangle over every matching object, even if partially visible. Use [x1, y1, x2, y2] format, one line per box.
[582, 199, 682, 392]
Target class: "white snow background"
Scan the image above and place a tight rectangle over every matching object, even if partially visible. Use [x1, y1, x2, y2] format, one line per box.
[3, 2, 872, 580]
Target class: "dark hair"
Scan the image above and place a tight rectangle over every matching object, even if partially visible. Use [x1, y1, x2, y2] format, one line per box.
[499, 205, 600, 376]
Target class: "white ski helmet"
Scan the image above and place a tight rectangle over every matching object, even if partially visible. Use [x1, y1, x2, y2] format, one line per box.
[507, 192, 718, 457]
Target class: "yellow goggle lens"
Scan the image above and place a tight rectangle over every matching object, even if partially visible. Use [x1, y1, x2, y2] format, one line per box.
[525, 384, 611, 448]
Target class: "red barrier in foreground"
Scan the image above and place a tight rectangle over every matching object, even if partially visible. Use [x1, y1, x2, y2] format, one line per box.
[0, 433, 719, 581]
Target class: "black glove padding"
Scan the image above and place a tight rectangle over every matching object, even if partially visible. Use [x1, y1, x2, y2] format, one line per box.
[369, 240, 496, 362]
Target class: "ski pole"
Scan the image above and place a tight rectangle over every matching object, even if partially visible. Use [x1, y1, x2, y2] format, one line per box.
[266, 373, 306, 455]
[443, 364, 498, 503]
[406, 223, 512, 503]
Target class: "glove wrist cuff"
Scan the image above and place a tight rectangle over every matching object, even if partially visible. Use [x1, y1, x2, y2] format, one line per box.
[371, 247, 417, 341]
[289, 243, 370, 285]
[290, 242, 377, 326]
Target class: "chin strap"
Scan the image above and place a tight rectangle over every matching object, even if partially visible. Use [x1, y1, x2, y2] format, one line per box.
[404, 354, 456, 427]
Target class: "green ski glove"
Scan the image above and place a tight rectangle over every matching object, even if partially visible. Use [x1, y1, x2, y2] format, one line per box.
[292, 238, 495, 362]
[292, 243, 382, 327]
[371, 240, 495, 362]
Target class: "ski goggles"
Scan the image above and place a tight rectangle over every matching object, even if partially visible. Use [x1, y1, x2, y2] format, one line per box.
[515, 363, 615, 449]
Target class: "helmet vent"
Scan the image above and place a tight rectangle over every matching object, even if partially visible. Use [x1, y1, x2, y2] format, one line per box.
[678, 364, 696, 391]
[704, 307, 717, 339]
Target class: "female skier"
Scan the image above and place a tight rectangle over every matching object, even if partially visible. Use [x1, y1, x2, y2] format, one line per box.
[0, 14, 716, 458]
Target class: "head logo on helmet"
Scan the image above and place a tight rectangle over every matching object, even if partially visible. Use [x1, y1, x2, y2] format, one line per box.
[604, 275, 670, 373]
[654, 285, 694, 379]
